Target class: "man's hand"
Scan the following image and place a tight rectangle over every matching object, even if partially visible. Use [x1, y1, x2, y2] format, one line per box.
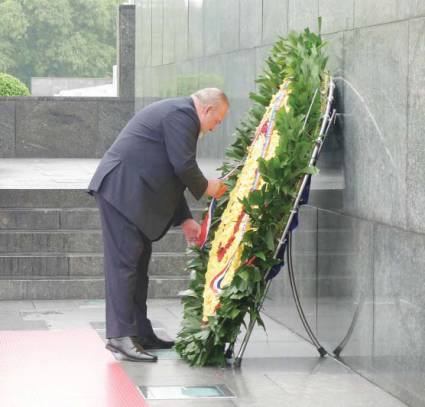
[181, 218, 201, 246]
[205, 179, 226, 199]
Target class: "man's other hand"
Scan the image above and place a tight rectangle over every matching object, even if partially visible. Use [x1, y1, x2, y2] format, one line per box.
[182, 218, 201, 246]
[205, 179, 225, 199]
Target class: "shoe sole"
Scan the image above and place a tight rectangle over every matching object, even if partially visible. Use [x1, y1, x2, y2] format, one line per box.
[105, 343, 158, 362]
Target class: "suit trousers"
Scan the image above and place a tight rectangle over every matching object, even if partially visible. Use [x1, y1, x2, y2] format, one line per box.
[95, 193, 154, 339]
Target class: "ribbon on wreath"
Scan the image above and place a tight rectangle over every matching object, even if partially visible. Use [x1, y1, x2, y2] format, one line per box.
[265, 174, 312, 280]
[197, 88, 287, 250]
[196, 167, 237, 249]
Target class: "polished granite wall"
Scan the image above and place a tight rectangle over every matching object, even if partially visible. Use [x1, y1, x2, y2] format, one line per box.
[134, 2, 425, 406]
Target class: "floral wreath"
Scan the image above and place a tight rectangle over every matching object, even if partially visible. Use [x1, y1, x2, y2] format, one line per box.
[175, 28, 330, 366]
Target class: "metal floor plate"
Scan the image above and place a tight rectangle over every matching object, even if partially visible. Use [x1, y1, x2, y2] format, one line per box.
[139, 384, 236, 400]
[147, 349, 181, 360]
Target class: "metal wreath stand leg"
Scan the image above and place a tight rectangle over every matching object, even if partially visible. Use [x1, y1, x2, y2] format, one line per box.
[231, 78, 336, 368]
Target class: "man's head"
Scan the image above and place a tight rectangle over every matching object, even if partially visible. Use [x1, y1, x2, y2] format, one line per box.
[191, 88, 229, 135]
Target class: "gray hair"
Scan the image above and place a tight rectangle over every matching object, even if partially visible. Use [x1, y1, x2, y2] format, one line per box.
[191, 88, 229, 107]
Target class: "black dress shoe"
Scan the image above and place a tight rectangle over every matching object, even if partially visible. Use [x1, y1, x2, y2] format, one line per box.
[105, 336, 158, 362]
[136, 333, 175, 350]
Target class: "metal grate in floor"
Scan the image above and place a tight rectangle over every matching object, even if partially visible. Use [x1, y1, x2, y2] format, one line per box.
[139, 384, 236, 400]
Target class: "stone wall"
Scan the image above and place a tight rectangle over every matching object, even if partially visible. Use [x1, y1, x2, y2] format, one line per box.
[134, 1, 425, 406]
[0, 97, 133, 158]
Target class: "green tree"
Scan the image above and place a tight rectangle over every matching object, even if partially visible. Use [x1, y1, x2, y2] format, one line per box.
[0, 72, 31, 95]
[0, 0, 122, 86]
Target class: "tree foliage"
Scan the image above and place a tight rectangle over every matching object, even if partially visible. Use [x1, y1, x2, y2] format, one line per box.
[0, 0, 122, 86]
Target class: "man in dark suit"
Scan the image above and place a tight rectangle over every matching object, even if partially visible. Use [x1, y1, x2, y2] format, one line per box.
[88, 88, 228, 362]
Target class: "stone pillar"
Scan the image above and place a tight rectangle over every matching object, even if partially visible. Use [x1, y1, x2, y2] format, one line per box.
[117, 4, 135, 100]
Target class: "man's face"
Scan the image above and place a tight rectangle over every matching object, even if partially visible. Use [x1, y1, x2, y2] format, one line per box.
[200, 102, 228, 134]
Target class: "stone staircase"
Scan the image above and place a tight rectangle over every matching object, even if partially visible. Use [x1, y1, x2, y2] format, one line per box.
[0, 189, 205, 300]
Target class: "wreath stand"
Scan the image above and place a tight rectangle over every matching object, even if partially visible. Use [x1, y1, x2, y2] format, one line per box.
[230, 78, 337, 367]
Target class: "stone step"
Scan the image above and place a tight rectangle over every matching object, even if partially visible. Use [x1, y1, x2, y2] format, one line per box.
[0, 208, 100, 230]
[0, 207, 205, 230]
[0, 229, 188, 253]
[0, 190, 95, 209]
[0, 275, 190, 300]
[0, 253, 190, 277]
[0, 189, 207, 209]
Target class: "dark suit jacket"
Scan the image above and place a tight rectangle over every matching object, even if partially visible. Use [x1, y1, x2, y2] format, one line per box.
[88, 97, 208, 241]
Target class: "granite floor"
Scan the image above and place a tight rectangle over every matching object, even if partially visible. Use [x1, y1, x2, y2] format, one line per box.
[0, 298, 409, 407]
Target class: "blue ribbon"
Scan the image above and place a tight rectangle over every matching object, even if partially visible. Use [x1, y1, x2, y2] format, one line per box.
[266, 175, 312, 280]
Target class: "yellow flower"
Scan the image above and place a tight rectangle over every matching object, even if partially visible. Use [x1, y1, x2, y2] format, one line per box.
[202, 82, 291, 320]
